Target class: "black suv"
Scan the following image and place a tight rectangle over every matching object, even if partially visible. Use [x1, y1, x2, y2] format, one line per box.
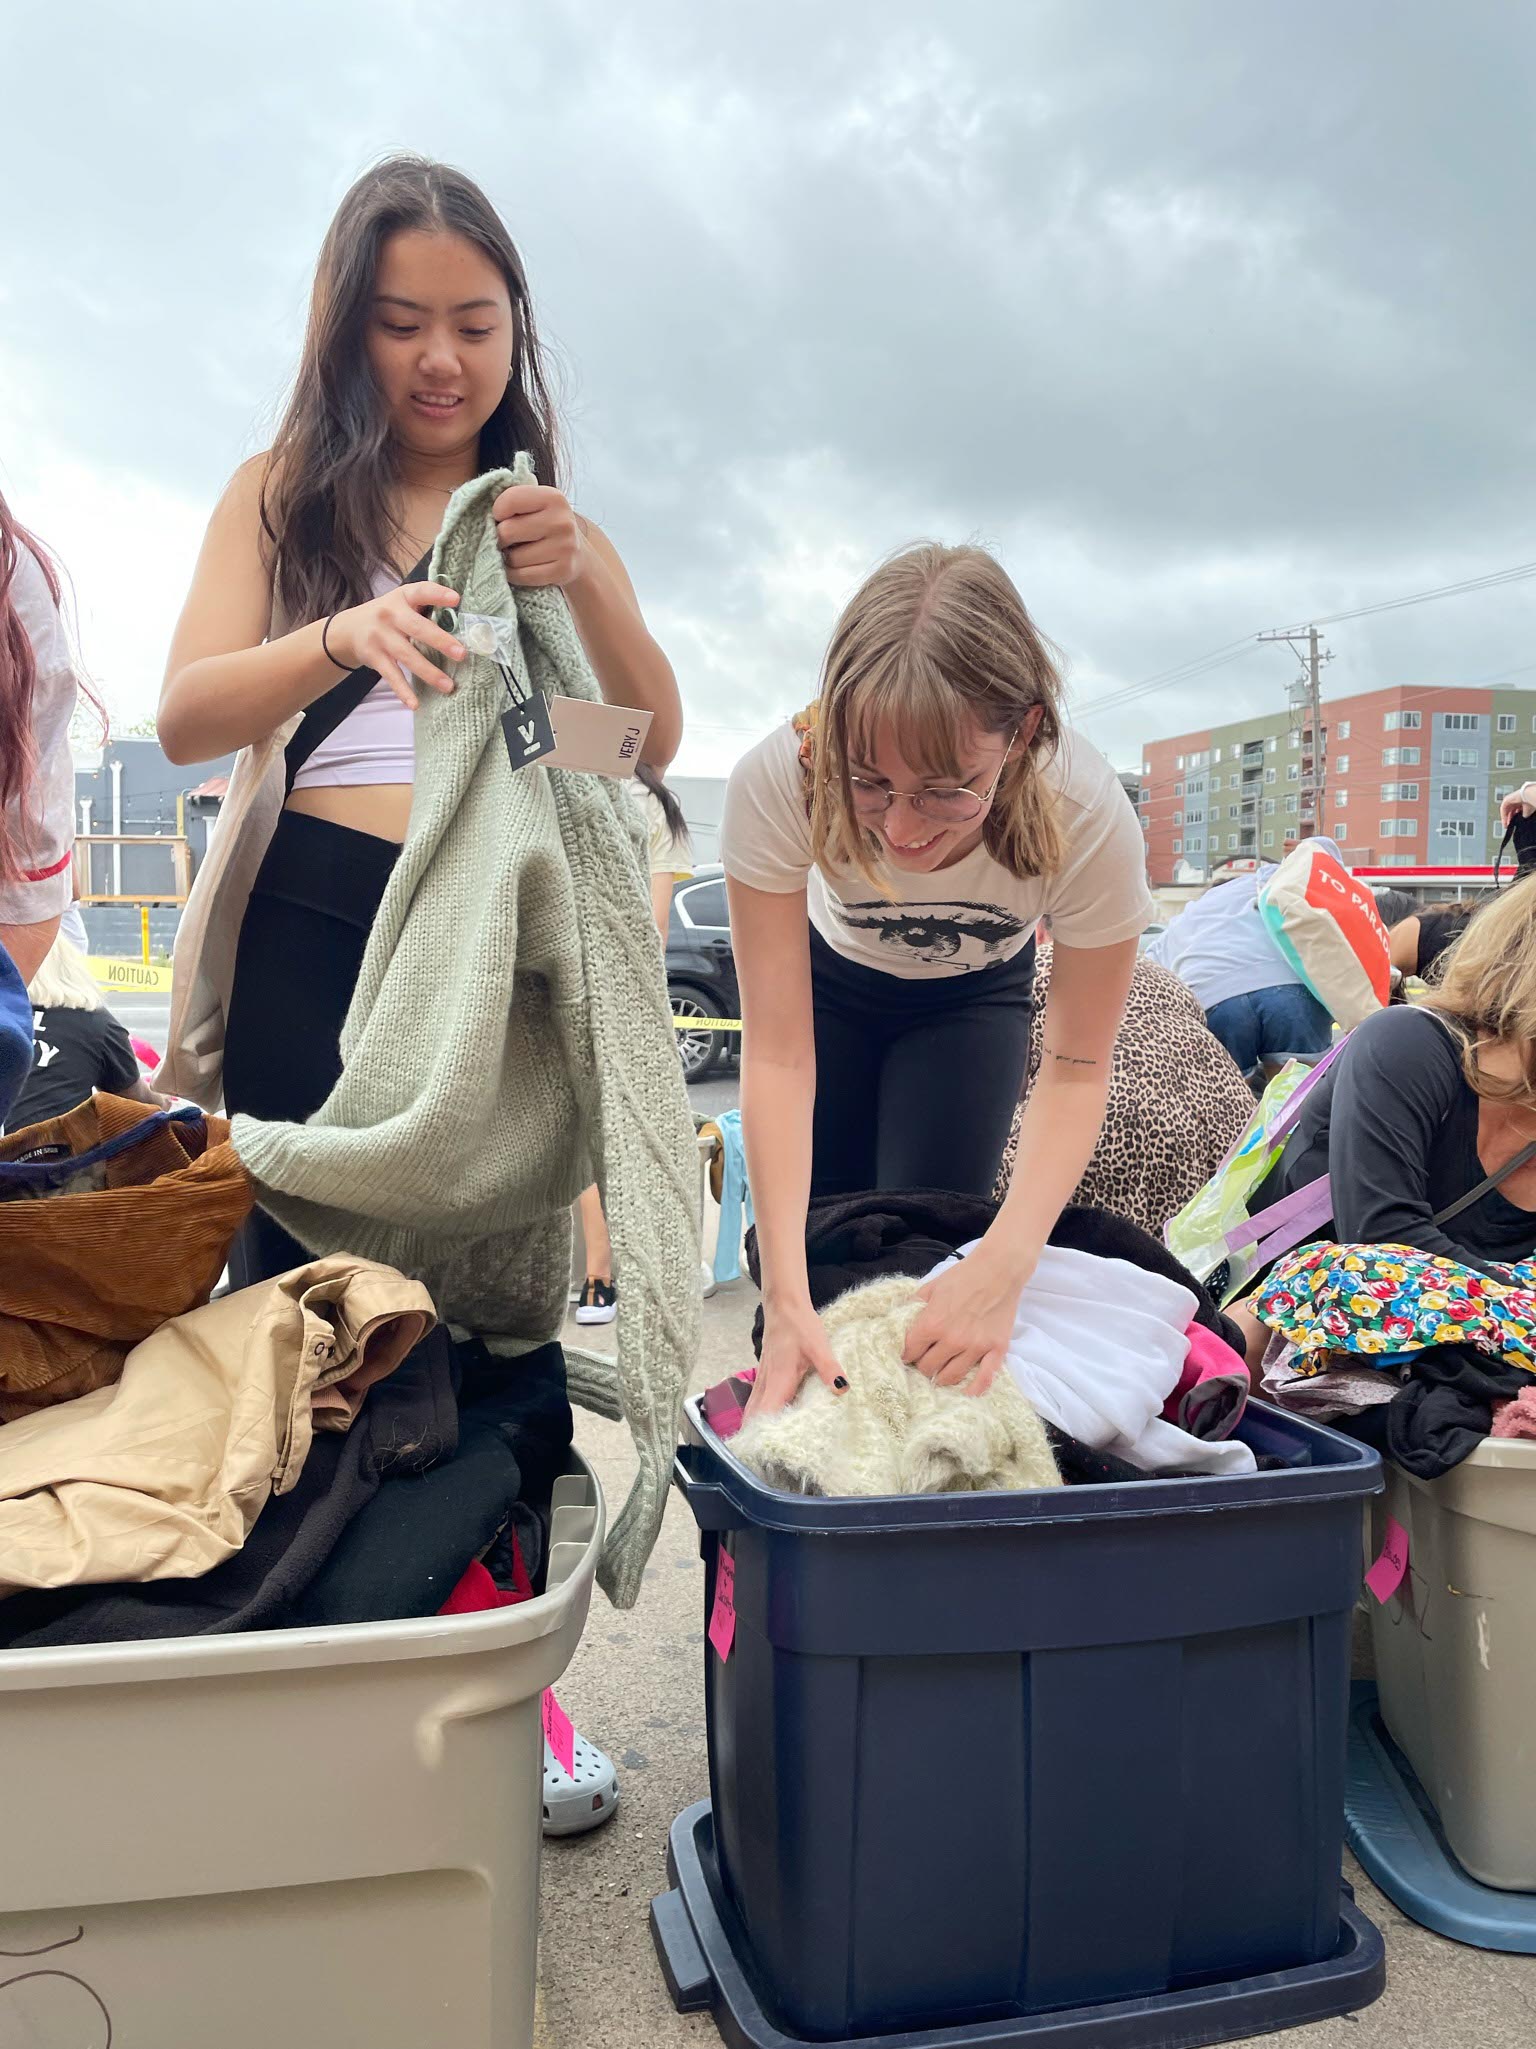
[666, 866, 740, 1082]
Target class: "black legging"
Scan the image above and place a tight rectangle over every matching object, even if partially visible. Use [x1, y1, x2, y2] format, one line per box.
[808, 927, 1036, 1199]
[223, 810, 398, 1288]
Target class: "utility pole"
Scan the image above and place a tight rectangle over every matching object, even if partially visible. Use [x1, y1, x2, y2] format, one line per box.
[1258, 624, 1332, 846]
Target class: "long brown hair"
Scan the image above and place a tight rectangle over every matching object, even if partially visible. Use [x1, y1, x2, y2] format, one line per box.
[261, 154, 562, 629]
[1423, 880, 1536, 1107]
[809, 543, 1066, 885]
[0, 493, 59, 888]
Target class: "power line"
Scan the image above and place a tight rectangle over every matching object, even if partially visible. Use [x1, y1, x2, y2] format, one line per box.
[1074, 552, 1536, 725]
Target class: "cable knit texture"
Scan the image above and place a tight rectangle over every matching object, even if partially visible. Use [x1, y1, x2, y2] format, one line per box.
[732, 1278, 1062, 1497]
[231, 460, 701, 1605]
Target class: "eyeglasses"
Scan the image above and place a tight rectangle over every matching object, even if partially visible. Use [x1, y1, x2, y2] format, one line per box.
[847, 731, 1018, 824]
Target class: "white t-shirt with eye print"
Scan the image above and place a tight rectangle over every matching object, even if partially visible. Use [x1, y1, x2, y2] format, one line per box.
[721, 721, 1154, 979]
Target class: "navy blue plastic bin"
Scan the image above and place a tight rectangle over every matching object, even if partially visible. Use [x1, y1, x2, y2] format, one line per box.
[668, 1399, 1382, 2044]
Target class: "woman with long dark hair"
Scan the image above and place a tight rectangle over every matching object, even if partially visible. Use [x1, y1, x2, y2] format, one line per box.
[159, 159, 680, 1838]
[159, 155, 680, 1289]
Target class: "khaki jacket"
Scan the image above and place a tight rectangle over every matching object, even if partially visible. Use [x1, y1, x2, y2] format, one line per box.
[0, 1256, 434, 1597]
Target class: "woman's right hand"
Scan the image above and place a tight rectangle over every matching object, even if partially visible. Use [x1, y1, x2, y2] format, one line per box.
[1500, 782, 1536, 830]
[747, 1300, 846, 1418]
[324, 581, 465, 710]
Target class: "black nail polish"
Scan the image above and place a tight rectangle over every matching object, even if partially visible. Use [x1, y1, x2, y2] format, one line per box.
[833, 1375, 849, 1392]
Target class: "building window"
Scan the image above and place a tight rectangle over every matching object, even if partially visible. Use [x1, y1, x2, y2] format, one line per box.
[1173, 811, 1183, 826]
[1286, 764, 1299, 781]
[1285, 795, 1298, 814]
[1142, 760, 1151, 777]
[1497, 750, 1517, 769]
[1399, 747, 1421, 765]
[1262, 830, 1275, 848]
[1379, 819, 1419, 838]
[1498, 714, 1517, 734]
[1141, 816, 1150, 833]
[1381, 783, 1420, 803]
[1337, 721, 1351, 741]
[1438, 819, 1476, 839]
[1227, 834, 1239, 851]
[1440, 783, 1477, 802]
[1174, 780, 1184, 797]
[1172, 840, 1182, 855]
[1227, 804, 1239, 819]
[1442, 748, 1478, 767]
[1288, 730, 1300, 749]
[1229, 743, 1242, 761]
[1176, 755, 1185, 772]
[1335, 754, 1351, 773]
[1264, 767, 1276, 785]
[1263, 797, 1275, 815]
[1443, 712, 1479, 732]
[1334, 790, 1348, 809]
[1381, 750, 1397, 767]
[1385, 710, 1424, 731]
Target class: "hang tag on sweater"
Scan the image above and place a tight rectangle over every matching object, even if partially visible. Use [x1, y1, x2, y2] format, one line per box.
[708, 1547, 737, 1661]
[501, 693, 556, 773]
[544, 697, 654, 777]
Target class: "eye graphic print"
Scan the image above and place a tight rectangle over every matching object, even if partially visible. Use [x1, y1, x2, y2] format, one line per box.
[835, 900, 1027, 967]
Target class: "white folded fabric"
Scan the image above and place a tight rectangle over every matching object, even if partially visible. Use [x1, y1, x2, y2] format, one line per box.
[925, 1241, 1258, 1477]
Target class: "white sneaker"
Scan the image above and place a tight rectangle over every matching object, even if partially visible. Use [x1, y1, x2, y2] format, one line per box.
[574, 1278, 617, 1325]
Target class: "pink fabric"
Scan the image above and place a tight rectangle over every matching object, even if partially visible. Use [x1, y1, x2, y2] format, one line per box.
[1163, 1322, 1250, 1440]
[130, 1036, 160, 1072]
[1491, 1387, 1536, 1440]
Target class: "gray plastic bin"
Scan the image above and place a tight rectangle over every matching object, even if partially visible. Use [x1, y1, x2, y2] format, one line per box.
[0, 1456, 603, 2049]
[1370, 1442, 1536, 1890]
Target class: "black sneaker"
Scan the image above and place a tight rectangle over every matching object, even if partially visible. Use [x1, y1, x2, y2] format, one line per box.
[575, 1277, 618, 1326]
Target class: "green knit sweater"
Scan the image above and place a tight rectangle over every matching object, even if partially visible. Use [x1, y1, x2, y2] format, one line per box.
[231, 461, 701, 1606]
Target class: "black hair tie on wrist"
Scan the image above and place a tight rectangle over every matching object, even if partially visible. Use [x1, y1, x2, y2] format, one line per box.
[321, 614, 350, 673]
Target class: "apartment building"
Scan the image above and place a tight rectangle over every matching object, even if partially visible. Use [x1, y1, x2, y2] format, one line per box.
[1138, 684, 1536, 886]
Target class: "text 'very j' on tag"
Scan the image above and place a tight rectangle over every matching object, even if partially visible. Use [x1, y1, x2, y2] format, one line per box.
[501, 692, 556, 773]
[708, 1547, 737, 1661]
[543, 1687, 576, 1776]
[544, 697, 654, 776]
[1365, 1515, 1410, 1605]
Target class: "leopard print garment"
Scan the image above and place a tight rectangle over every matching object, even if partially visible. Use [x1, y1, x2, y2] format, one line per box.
[995, 948, 1255, 1240]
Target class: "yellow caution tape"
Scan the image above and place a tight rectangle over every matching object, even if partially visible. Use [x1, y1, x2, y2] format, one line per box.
[672, 1015, 743, 1032]
[87, 956, 175, 994]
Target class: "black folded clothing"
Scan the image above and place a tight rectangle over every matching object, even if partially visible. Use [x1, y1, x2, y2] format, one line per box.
[745, 1188, 1241, 1358]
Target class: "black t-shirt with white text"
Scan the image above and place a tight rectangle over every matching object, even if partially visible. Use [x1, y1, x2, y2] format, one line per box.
[6, 1005, 141, 1131]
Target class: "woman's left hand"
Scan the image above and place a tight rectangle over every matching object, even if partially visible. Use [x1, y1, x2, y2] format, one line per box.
[492, 482, 587, 590]
[902, 1245, 1030, 1393]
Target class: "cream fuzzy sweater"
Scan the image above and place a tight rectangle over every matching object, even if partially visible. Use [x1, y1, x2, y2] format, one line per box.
[733, 1279, 1062, 1498]
[231, 461, 701, 1606]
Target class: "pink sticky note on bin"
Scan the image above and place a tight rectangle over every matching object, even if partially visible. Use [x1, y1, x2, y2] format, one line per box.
[709, 1549, 737, 1661]
[543, 1687, 576, 1777]
[1365, 1516, 1410, 1605]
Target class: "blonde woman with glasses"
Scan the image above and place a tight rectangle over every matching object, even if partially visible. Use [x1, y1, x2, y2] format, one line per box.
[722, 544, 1153, 1414]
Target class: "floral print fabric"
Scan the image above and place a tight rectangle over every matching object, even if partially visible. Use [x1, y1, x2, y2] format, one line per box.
[1257, 1242, 1536, 1373]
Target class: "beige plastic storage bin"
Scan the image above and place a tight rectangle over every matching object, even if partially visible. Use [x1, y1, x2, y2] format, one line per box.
[1369, 1442, 1536, 1890]
[0, 1456, 603, 2048]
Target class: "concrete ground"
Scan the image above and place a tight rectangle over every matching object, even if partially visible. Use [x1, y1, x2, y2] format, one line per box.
[540, 1277, 1536, 2049]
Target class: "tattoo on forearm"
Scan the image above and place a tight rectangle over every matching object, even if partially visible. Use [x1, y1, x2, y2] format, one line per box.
[1044, 1048, 1101, 1068]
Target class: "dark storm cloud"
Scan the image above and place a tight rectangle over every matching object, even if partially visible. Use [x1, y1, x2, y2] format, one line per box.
[3, 0, 1531, 766]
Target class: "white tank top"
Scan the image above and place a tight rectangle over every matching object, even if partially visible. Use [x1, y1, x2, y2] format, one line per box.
[288, 565, 416, 790]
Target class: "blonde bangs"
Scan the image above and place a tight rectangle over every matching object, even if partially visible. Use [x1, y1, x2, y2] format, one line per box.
[809, 543, 1067, 888]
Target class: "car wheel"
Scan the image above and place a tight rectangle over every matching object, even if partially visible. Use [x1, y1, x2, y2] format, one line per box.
[670, 983, 724, 1082]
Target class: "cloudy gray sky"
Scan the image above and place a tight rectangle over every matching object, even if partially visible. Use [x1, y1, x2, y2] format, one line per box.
[4, 0, 1533, 776]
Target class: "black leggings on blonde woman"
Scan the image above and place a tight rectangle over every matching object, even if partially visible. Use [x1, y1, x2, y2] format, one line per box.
[807, 928, 1036, 1200]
